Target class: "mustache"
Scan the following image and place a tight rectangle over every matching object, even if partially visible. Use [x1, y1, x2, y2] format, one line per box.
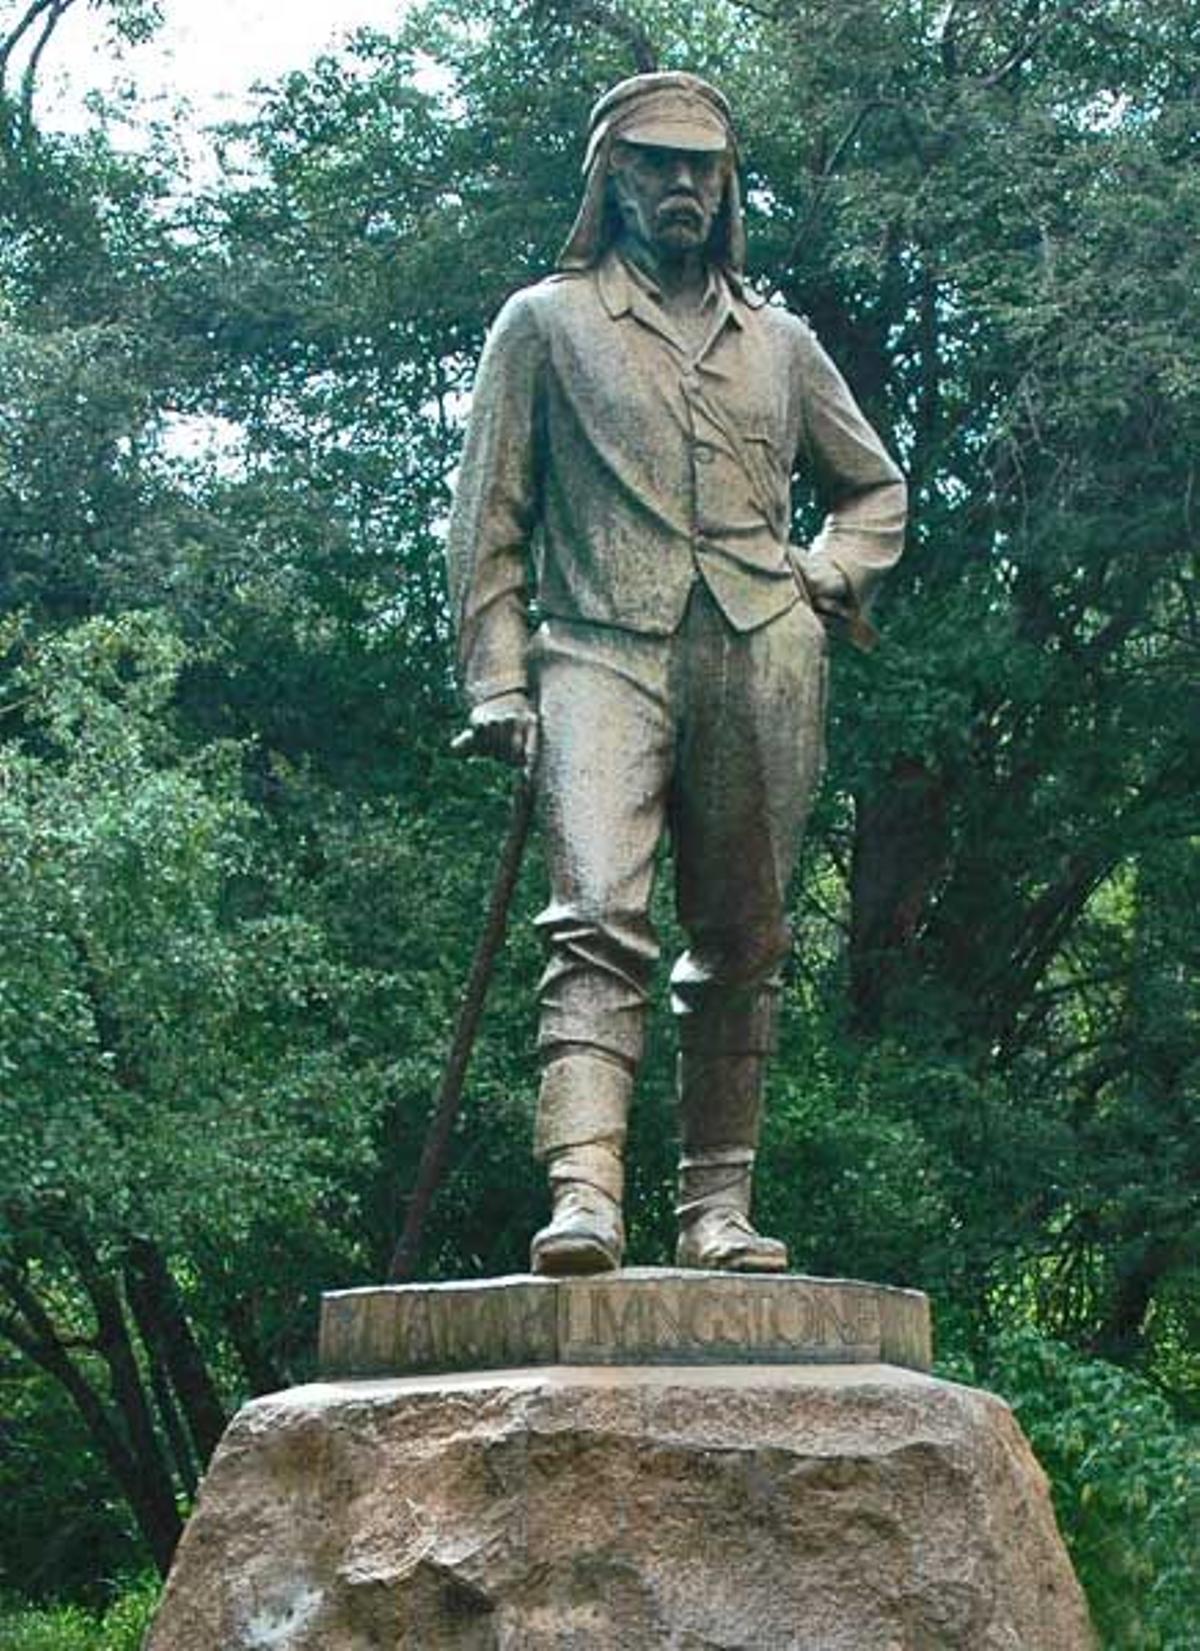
[656, 192, 704, 216]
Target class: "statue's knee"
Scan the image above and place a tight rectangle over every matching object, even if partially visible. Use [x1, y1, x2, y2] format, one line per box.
[671, 922, 792, 994]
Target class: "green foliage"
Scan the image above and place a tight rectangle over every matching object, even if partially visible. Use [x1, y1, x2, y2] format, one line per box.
[0, 1365, 145, 1597]
[0, 609, 373, 1262]
[759, 1018, 953, 1288]
[0, 1574, 158, 1651]
[945, 1331, 1200, 1651]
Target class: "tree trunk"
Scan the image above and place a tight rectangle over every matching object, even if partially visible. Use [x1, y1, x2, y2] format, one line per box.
[70, 1242, 184, 1574]
[225, 1290, 285, 1395]
[145, 1336, 200, 1500]
[1092, 1240, 1176, 1365]
[849, 759, 949, 1032]
[0, 1265, 181, 1575]
[125, 1237, 228, 1461]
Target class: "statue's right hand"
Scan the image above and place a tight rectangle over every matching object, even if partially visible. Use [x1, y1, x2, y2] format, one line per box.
[453, 691, 539, 771]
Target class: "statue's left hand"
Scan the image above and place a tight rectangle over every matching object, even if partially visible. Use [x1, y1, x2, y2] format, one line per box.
[799, 556, 851, 617]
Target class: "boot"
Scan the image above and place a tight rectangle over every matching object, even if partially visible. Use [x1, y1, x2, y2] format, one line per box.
[674, 1050, 788, 1273]
[530, 1050, 631, 1275]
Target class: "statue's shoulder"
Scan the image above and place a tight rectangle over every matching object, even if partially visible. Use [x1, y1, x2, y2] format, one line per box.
[728, 274, 812, 336]
[524, 269, 595, 318]
[742, 288, 813, 336]
[489, 270, 589, 333]
[744, 296, 829, 365]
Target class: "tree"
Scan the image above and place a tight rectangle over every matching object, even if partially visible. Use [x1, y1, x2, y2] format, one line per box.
[0, 613, 377, 1569]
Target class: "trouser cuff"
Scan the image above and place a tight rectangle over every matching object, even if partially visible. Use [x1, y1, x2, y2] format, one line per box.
[548, 1142, 624, 1203]
[676, 1151, 754, 1221]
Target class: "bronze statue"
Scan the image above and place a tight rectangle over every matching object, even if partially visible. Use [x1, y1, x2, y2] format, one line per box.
[447, 73, 907, 1276]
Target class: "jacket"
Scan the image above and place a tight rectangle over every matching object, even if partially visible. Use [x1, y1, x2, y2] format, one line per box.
[446, 250, 907, 706]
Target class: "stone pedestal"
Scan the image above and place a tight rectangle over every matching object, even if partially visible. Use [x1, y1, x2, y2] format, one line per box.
[319, 1269, 933, 1377]
[147, 1286, 1095, 1650]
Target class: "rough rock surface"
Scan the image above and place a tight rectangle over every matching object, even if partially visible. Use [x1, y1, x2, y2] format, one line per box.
[147, 1364, 1094, 1650]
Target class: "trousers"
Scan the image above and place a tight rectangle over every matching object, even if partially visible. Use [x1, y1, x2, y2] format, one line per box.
[532, 580, 828, 1068]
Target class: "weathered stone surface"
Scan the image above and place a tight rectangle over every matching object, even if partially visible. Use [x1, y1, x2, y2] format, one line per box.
[147, 1364, 1094, 1650]
[320, 1268, 932, 1377]
[321, 1275, 560, 1376]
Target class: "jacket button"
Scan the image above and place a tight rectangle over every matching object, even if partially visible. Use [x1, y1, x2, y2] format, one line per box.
[694, 446, 715, 465]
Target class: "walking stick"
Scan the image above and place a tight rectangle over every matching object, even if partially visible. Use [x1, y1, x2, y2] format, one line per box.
[386, 748, 536, 1284]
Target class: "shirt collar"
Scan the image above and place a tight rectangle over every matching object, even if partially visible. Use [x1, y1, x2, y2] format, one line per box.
[597, 249, 763, 332]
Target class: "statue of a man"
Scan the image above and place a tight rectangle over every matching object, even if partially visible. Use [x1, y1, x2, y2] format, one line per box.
[446, 73, 906, 1276]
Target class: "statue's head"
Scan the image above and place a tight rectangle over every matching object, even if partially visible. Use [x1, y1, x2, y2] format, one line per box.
[558, 72, 746, 272]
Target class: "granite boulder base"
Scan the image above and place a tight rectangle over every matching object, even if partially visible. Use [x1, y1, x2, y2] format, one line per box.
[145, 1361, 1095, 1650]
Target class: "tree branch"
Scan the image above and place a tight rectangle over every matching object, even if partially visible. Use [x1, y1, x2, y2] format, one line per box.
[0, 0, 58, 83]
[0, 0, 79, 102]
[60, 1230, 184, 1573]
[535, 0, 658, 73]
[124, 1236, 228, 1462]
[18, 0, 69, 141]
[938, 0, 961, 77]
[0, 1264, 144, 1506]
[780, 99, 930, 282]
[978, 1, 1082, 91]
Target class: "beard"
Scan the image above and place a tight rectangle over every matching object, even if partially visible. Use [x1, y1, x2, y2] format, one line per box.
[653, 194, 707, 249]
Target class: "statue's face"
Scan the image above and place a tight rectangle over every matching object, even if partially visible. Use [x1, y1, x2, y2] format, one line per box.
[609, 140, 728, 256]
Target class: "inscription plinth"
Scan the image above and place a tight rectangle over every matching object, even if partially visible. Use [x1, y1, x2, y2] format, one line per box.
[318, 1268, 932, 1377]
